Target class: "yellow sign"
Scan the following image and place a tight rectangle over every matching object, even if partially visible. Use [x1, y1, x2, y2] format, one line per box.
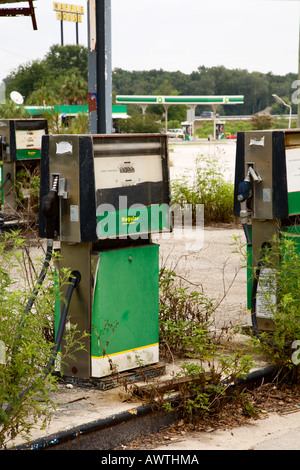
[53, 3, 84, 22]
[56, 11, 83, 22]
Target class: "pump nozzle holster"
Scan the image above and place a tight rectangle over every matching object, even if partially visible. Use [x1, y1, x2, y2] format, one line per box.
[42, 190, 58, 240]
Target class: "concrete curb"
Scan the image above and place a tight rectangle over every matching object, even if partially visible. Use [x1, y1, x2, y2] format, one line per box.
[13, 365, 277, 450]
[13, 401, 181, 450]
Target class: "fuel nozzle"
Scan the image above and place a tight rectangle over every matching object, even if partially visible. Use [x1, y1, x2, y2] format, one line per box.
[42, 175, 59, 240]
[237, 166, 262, 246]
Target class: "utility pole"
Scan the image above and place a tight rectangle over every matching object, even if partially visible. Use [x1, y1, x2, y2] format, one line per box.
[88, 0, 112, 134]
[60, 19, 64, 45]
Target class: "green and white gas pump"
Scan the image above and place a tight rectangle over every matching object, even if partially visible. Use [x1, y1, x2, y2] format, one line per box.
[0, 118, 48, 223]
[39, 133, 171, 380]
[234, 129, 300, 335]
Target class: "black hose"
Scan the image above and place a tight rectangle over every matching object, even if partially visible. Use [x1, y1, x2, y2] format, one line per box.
[242, 222, 252, 246]
[23, 240, 53, 316]
[0, 172, 11, 192]
[44, 270, 81, 373]
[251, 258, 263, 339]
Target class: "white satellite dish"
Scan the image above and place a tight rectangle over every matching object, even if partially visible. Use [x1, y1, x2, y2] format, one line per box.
[10, 91, 24, 105]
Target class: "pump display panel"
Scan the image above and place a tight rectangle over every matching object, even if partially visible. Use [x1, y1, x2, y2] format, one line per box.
[234, 129, 300, 220]
[39, 133, 171, 243]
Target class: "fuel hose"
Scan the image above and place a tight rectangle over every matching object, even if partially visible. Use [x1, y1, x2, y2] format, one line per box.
[44, 270, 81, 373]
[23, 239, 53, 316]
[0, 172, 11, 192]
[242, 222, 252, 246]
[251, 256, 263, 339]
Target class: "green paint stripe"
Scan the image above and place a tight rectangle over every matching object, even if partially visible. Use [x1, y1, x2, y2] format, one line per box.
[228, 97, 244, 103]
[116, 97, 157, 103]
[164, 97, 224, 103]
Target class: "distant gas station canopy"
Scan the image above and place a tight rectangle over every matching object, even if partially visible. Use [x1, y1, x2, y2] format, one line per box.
[116, 95, 244, 138]
[0, 0, 37, 30]
[116, 95, 244, 107]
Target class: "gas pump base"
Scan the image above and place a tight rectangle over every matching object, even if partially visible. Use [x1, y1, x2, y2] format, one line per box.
[55, 363, 166, 391]
[55, 242, 161, 380]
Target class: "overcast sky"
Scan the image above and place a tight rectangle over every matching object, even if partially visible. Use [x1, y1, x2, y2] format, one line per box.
[0, 0, 300, 90]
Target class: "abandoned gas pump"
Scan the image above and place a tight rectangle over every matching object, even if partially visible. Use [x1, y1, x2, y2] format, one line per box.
[0, 119, 48, 226]
[39, 133, 171, 380]
[216, 122, 225, 140]
[234, 130, 300, 335]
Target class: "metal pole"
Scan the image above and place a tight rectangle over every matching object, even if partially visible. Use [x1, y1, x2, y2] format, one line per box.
[95, 0, 112, 134]
[163, 105, 168, 134]
[61, 19, 64, 46]
[88, 0, 112, 134]
[88, 0, 97, 133]
[76, 21, 79, 45]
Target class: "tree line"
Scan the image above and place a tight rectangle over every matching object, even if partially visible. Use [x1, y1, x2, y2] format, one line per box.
[3, 44, 298, 119]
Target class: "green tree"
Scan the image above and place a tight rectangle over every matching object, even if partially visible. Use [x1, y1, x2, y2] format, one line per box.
[60, 73, 88, 105]
[5, 45, 88, 106]
[4, 60, 46, 101]
[0, 101, 29, 119]
[43, 44, 88, 82]
[4, 48, 299, 117]
[26, 87, 59, 106]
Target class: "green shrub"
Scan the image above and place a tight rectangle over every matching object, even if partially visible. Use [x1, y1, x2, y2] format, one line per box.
[171, 156, 235, 223]
[158, 266, 254, 423]
[251, 233, 300, 373]
[194, 122, 213, 138]
[159, 267, 214, 358]
[0, 232, 85, 449]
[118, 113, 161, 133]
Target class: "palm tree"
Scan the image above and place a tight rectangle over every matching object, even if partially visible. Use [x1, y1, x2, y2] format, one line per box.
[60, 73, 88, 105]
